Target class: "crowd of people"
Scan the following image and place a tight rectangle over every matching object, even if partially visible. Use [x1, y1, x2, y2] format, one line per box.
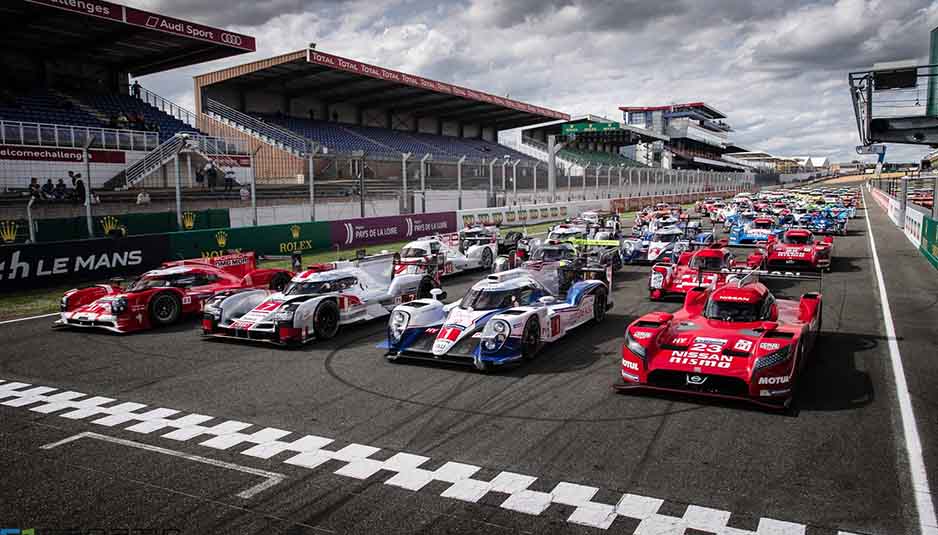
[28, 171, 87, 204]
[107, 111, 160, 133]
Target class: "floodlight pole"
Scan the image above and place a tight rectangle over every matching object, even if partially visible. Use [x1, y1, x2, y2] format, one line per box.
[308, 142, 320, 221]
[532, 161, 541, 202]
[511, 159, 520, 205]
[420, 153, 431, 213]
[488, 158, 497, 207]
[547, 134, 568, 203]
[82, 136, 96, 237]
[401, 152, 412, 214]
[457, 155, 466, 210]
[501, 158, 509, 190]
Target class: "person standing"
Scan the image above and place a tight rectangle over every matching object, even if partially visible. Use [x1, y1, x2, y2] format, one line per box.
[131, 80, 141, 99]
[73, 173, 86, 205]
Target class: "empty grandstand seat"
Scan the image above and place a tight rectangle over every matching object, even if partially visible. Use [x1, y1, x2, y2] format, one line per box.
[78, 93, 199, 142]
[0, 90, 101, 128]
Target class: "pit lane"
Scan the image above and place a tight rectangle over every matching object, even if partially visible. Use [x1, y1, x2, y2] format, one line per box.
[0, 198, 925, 535]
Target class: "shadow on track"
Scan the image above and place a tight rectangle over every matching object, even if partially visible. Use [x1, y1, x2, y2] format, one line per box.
[795, 331, 878, 412]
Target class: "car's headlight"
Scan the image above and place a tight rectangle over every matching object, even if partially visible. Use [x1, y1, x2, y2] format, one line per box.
[60, 295, 69, 312]
[754, 345, 791, 370]
[481, 319, 510, 351]
[110, 297, 128, 315]
[389, 310, 410, 341]
[650, 272, 664, 288]
[272, 303, 301, 322]
[625, 331, 647, 360]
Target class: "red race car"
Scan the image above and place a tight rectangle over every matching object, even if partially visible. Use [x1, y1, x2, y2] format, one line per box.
[55, 252, 292, 333]
[648, 241, 765, 301]
[765, 229, 833, 271]
[616, 270, 822, 410]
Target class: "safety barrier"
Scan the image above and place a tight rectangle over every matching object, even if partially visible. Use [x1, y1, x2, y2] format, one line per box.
[0, 209, 230, 244]
[869, 184, 937, 271]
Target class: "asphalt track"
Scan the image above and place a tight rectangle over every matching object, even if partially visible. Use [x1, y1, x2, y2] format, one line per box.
[0, 186, 935, 535]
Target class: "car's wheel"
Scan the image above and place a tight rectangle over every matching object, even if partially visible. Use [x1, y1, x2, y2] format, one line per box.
[313, 300, 340, 340]
[149, 293, 181, 326]
[417, 276, 435, 299]
[481, 247, 494, 270]
[269, 272, 291, 291]
[521, 318, 540, 360]
[592, 289, 608, 323]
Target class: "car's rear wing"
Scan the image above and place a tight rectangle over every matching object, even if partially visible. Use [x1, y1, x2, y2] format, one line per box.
[163, 251, 258, 278]
[696, 267, 822, 292]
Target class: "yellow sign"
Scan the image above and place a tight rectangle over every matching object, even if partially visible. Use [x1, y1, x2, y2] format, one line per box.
[100, 216, 126, 236]
[215, 230, 228, 248]
[0, 220, 18, 243]
[182, 211, 196, 230]
[290, 224, 301, 239]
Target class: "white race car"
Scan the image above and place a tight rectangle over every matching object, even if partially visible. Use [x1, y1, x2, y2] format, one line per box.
[396, 230, 498, 278]
[382, 259, 612, 371]
[202, 252, 437, 345]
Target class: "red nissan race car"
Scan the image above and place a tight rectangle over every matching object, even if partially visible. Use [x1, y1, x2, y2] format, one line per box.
[55, 252, 292, 333]
[765, 229, 833, 271]
[616, 269, 823, 410]
[647, 241, 765, 301]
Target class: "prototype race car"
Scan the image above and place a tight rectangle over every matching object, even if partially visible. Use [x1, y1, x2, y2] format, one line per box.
[647, 242, 765, 300]
[382, 259, 612, 371]
[616, 269, 823, 410]
[55, 252, 292, 333]
[728, 216, 782, 245]
[202, 252, 437, 345]
[623, 227, 714, 264]
[765, 229, 833, 271]
[396, 231, 498, 277]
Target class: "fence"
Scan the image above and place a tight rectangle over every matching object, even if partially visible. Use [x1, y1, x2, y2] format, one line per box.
[869, 181, 938, 271]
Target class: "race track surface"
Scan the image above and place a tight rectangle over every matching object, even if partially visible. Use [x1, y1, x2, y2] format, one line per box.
[1, 192, 935, 535]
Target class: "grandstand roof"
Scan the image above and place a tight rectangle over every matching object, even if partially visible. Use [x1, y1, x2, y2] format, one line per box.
[520, 114, 668, 145]
[3, 0, 255, 76]
[619, 102, 727, 119]
[195, 49, 569, 129]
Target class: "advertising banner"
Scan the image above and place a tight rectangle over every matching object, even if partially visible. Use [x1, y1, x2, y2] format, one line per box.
[168, 221, 331, 259]
[921, 217, 938, 270]
[329, 212, 457, 249]
[0, 234, 170, 290]
[0, 145, 125, 164]
[124, 7, 255, 51]
[25, 0, 124, 21]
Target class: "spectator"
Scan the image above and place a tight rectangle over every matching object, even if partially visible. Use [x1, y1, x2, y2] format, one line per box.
[205, 163, 217, 191]
[131, 80, 141, 99]
[40, 179, 54, 200]
[223, 170, 235, 192]
[136, 189, 151, 205]
[239, 185, 250, 201]
[53, 179, 67, 201]
[28, 177, 40, 200]
[116, 112, 129, 129]
[195, 167, 205, 188]
[73, 174, 86, 205]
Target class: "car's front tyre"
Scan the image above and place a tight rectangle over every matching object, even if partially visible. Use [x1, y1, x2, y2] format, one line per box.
[150, 293, 181, 326]
[313, 300, 340, 340]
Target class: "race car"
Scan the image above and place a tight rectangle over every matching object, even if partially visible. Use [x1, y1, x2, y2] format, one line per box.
[202, 252, 437, 345]
[647, 242, 765, 300]
[622, 227, 714, 265]
[765, 229, 833, 271]
[803, 211, 847, 236]
[382, 259, 612, 371]
[396, 231, 498, 277]
[546, 223, 589, 243]
[728, 216, 783, 245]
[55, 252, 292, 333]
[570, 238, 624, 271]
[616, 269, 823, 410]
[460, 224, 524, 255]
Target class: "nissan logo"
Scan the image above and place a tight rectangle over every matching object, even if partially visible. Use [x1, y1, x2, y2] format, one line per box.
[221, 33, 243, 46]
[686, 375, 707, 385]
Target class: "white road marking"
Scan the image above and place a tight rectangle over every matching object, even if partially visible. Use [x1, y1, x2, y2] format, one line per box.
[40, 431, 286, 499]
[864, 192, 938, 535]
[0, 378, 862, 534]
[0, 312, 59, 325]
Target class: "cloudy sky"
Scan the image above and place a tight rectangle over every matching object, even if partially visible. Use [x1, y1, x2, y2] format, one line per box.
[133, 0, 938, 163]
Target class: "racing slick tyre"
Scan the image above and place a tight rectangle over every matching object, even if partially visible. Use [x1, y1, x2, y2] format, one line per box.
[312, 300, 340, 340]
[521, 318, 540, 361]
[269, 272, 291, 291]
[481, 247, 494, 270]
[417, 276, 435, 299]
[592, 289, 608, 323]
[149, 292, 181, 326]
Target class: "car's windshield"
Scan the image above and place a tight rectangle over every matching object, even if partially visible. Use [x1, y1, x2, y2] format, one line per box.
[752, 221, 772, 229]
[401, 247, 428, 258]
[783, 234, 812, 244]
[128, 273, 204, 291]
[653, 232, 680, 243]
[532, 246, 575, 261]
[704, 298, 761, 322]
[282, 279, 346, 296]
[460, 287, 531, 310]
[690, 255, 724, 270]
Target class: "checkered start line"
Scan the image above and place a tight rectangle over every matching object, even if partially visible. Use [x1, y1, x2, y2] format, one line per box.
[0, 379, 860, 535]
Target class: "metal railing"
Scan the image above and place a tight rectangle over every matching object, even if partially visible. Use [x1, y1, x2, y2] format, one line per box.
[0, 120, 160, 152]
[204, 98, 309, 156]
[134, 85, 198, 129]
[122, 135, 187, 188]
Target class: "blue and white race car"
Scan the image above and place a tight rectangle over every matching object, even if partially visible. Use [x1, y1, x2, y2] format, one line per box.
[622, 227, 714, 264]
[728, 216, 784, 245]
[381, 260, 612, 371]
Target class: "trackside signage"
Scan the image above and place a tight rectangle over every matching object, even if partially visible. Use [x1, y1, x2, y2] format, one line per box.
[328, 213, 458, 248]
[25, 0, 124, 21]
[0, 145, 125, 164]
[0, 235, 170, 290]
[921, 217, 938, 270]
[125, 8, 256, 51]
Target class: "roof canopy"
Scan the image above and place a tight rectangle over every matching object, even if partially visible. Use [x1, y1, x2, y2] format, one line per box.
[197, 49, 568, 130]
[620, 102, 727, 120]
[520, 114, 668, 145]
[3, 0, 255, 76]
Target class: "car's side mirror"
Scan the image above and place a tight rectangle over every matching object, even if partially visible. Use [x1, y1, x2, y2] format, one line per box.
[538, 296, 556, 305]
[430, 288, 446, 301]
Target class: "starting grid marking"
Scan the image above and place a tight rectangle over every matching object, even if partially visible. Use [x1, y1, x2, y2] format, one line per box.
[0, 379, 861, 535]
